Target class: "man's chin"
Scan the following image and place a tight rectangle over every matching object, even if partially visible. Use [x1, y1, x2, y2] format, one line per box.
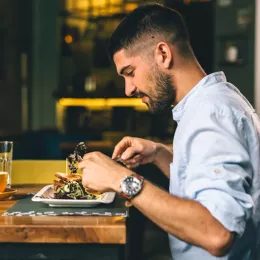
[149, 104, 173, 114]
[145, 103, 156, 114]
[148, 106, 164, 115]
[143, 102, 150, 110]
[150, 110, 165, 115]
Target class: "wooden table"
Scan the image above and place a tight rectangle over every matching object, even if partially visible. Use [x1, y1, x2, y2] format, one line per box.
[0, 184, 143, 260]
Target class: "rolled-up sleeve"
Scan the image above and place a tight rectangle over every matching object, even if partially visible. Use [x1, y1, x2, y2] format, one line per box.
[184, 105, 254, 237]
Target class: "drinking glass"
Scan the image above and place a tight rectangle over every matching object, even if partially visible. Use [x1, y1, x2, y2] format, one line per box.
[0, 141, 13, 188]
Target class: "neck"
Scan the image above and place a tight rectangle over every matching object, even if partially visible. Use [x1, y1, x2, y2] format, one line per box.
[172, 58, 206, 105]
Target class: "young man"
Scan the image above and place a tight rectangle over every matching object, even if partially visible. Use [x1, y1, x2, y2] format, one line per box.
[79, 4, 260, 259]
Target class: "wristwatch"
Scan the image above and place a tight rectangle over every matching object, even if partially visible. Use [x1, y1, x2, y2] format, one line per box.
[120, 173, 144, 200]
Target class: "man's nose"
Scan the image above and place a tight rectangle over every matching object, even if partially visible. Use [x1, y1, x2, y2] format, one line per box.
[125, 79, 136, 97]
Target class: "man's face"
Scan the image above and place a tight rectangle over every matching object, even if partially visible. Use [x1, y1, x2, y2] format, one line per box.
[114, 49, 175, 114]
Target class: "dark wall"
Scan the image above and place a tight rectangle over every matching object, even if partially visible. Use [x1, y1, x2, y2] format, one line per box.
[0, 0, 58, 135]
[165, 1, 215, 74]
[0, 1, 29, 135]
[214, 0, 255, 105]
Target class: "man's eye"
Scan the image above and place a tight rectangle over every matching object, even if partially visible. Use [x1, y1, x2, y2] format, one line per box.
[126, 71, 134, 77]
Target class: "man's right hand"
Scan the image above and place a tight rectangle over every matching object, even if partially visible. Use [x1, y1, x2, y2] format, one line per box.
[112, 137, 158, 169]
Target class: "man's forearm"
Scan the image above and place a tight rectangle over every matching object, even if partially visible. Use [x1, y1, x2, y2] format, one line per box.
[130, 180, 233, 256]
[153, 143, 173, 178]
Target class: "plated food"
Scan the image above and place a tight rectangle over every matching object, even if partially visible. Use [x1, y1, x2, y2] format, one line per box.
[32, 184, 115, 208]
[32, 142, 116, 207]
[52, 142, 103, 200]
[67, 142, 87, 173]
[53, 172, 103, 200]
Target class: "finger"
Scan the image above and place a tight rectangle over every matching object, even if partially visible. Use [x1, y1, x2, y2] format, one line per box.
[112, 136, 132, 159]
[82, 152, 92, 160]
[78, 160, 90, 170]
[121, 147, 141, 160]
[85, 187, 101, 194]
[125, 162, 140, 169]
[123, 154, 142, 165]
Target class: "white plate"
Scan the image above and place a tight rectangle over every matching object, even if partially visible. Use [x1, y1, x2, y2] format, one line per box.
[32, 185, 116, 208]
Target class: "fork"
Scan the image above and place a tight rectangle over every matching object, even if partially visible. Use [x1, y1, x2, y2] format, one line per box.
[113, 157, 126, 165]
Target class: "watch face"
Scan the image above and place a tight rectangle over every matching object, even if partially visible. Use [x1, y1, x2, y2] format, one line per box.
[121, 176, 142, 196]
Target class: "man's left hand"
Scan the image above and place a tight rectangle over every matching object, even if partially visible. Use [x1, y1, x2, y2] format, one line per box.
[78, 151, 131, 193]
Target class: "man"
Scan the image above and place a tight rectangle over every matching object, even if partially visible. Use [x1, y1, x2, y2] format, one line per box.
[78, 4, 260, 259]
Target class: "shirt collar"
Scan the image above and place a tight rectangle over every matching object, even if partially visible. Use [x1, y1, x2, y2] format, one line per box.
[172, 71, 227, 122]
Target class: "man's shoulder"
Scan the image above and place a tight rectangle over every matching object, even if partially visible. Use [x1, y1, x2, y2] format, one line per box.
[187, 82, 247, 119]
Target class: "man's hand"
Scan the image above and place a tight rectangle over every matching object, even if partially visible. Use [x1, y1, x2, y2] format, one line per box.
[78, 151, 131, 193]
[112, 137, 159, 168]
[112, 136, 173, 177]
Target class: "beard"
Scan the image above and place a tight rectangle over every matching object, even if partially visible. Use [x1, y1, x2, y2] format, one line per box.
[145, 63, 175, 114]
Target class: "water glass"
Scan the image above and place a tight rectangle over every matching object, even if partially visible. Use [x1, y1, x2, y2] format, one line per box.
[0, 141, 13, 188]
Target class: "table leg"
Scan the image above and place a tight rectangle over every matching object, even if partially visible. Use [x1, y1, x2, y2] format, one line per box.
[125, 206, 146, 260]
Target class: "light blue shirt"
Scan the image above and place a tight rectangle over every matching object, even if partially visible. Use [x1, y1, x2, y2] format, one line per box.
[169, 72, 260, 260]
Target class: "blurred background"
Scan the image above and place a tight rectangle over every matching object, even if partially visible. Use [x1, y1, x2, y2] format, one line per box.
[0, 0, 259, 160]
[1, 1, 259, 259]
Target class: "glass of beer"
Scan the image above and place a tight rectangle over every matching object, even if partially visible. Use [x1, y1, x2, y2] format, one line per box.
[0, 141, 13, 189]
[0, 172, 8, 192]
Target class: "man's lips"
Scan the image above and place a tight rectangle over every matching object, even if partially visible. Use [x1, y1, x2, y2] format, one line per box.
[134, 93, 148, 103]
[135, 93, 143, 98]
[142, 96, 149, 103]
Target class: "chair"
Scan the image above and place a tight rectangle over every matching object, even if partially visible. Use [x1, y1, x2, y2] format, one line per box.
[12, 160, 66, 185]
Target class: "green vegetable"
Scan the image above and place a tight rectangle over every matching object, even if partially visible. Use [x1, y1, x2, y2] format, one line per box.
[54, 181, 103, 200]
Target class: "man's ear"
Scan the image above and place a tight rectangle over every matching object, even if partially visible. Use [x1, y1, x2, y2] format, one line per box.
[154, 42, 173, 69]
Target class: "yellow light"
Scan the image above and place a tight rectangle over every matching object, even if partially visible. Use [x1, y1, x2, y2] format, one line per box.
[92, 0, 107, 8]
[65, 35, 73, 44]
[58, 98, 147, 110]
[125, 3, 138, 12]
[76, 0, 89, 10]
[59, 98, 105, 107]
[106, 98, 143, 107]
[56, 98, 148, 131]
[110, 0, 122, 4]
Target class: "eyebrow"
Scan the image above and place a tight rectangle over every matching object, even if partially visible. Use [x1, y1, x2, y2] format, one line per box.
[119, 65, 131, 75]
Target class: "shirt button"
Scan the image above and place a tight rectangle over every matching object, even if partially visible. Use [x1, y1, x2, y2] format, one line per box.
[214, 169, 220, 174]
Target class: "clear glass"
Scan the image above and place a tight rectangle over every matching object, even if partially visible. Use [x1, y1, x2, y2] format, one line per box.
[0, 141, 13, 188]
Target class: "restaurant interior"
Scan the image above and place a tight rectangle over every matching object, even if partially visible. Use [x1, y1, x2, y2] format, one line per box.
[0, 0, 259, 259]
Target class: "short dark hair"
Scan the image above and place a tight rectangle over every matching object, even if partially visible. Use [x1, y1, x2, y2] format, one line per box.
[108, 4, 192, 61]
